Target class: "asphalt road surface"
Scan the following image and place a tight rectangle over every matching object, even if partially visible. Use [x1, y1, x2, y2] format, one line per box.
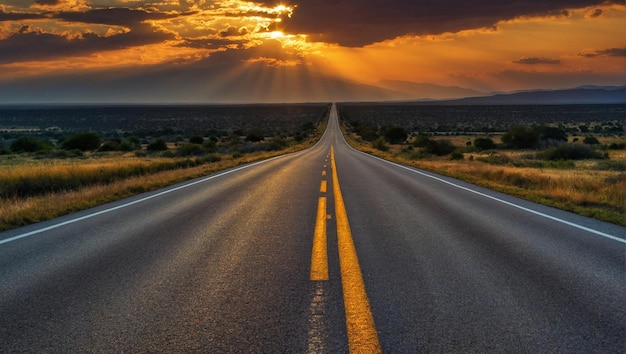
[1, 104, 624, 353]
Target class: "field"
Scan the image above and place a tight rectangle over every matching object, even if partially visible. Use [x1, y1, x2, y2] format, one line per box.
[1, 102, 624, 230]
[337, 103, 625, 226]
[0, 103, 330, 231]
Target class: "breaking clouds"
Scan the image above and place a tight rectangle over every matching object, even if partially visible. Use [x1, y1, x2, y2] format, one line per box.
[268, 0, 623, 46]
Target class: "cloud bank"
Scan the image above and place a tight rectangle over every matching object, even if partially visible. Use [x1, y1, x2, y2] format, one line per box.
[270, 0, 622, 46]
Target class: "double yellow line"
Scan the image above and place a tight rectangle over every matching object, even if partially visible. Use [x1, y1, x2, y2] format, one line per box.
[310, 146, 381, 353]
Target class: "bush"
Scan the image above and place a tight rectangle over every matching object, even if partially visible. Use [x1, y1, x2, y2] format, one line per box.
[539, 144, 604, 160]
[62, 132, 101, 151]
[119, 140, 138, 151]
[245, 130, 264, 142]
[412, 134, 431, 147]
[424, 139, 456, 156]
[98, 140, 121, 152]
[147, 138, 168, 151]
[189, 135, 204, 144]
[583, 136, 600, 145]
[473, 137, 496, 150]
[358, 127, 379, 142]
[539, 126, 568, 142]
[176, 143, 204, 156]
[10, 136, 52, 153]
[450, 151, 464, 160]
[502, 126, 539, 149]
[384, 126, 407, 144]
[266, 137, 288, 151]
[372, 137, 389, 151]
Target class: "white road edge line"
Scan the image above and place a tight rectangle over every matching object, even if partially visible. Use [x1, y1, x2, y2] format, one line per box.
[0, 116, 334, 247]
[337, 128, 626, 245]
[0, 158, 277, 246]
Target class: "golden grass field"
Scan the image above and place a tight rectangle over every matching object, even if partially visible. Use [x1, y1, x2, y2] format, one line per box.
[0, 138, 320, 231]
[344, 131, 625, 226]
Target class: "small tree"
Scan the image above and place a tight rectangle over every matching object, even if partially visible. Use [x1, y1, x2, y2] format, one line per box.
[10, 136, 52, 153]
[384, 126, 407, 144]
[583, 136, 600, 145]
[501, 126, 539, 149]
[372, 137, 389, 151]
[189, 135, 204, 145]
[473, 137, 496, 150]
[412, 134, 431, 148]
[424, 139, 456, 156]
[539, 126, 568, 142]
[147, 138, 168, 151]
[62, 132, 101, 151]
[245, 130, 264, 142]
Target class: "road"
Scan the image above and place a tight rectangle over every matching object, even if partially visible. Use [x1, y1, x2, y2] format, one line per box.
[1, 103, 624, 353]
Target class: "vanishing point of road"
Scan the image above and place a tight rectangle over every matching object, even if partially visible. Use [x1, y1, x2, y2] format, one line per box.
[1, 104, 624, 352]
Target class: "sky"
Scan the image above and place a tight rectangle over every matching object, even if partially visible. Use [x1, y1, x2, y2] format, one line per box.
[0, 0, 624, 103]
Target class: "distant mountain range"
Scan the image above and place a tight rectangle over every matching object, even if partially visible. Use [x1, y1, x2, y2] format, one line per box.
[375, 80, 486, 100]
[435, 85, 626, 105]
[0, 60, 623, 104]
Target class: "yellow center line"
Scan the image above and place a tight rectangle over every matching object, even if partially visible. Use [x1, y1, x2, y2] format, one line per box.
[310, 196, 328, 281]
[322, 170, 327, 176]
[320, 180, 327, 193]
[330, 146, 381, 353]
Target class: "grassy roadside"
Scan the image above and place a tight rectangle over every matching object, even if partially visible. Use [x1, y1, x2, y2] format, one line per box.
[340, 128, 625, 227]
[0, 125, 326, 232]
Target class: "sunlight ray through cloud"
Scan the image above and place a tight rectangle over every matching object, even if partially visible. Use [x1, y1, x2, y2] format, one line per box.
[0, 0, 623, 103]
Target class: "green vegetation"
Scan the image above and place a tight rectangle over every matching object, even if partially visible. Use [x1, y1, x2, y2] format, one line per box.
[340, 105, 625, 226]
[0, 104, 330, 231]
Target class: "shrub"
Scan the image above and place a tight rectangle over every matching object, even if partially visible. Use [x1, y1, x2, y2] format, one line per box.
[119, 140, 138, 151]
[450, 151, 464, 160]
[358, 127, 379, 142]
[177, 143, 204, 156]
[502, 126, 539, 149]
[147, 138, 168, 151]
[424, 139, 456, 156]
[10, 136, 52, 153]
[189, 135, 204, 144]
[372, 137, 389, 151]
[539, 126, 568, 142]
[583, 136, 600, 145]
[384, 126, 407, 144]
[266, 137, 288, 151]
[62, 132, 102, 151]
[245, 130, 264, 142]
[98, 140, 121, 152]
[539, 144, 604, 160]
[473, 137, 496, 150]
[412, 134, 431, 148]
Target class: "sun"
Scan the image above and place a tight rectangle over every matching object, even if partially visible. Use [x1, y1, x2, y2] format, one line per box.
[269, 31, 285, 39]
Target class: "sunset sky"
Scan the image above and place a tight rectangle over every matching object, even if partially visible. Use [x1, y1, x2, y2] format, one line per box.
[0, 0, 624, 103]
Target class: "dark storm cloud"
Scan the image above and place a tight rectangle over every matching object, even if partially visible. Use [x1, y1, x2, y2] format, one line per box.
[55, 7, 176, 26]
[0, 24, 174, 64]
[219, 26, 248, 37]
[0, 8, 179, 64]
[262, 0, 622, 46]
[580, 47, 626, 57]
[0, 9, 46, 21]
[513, 57, 561, 65]
[175, 38, 244, 49]
[34, 0, 61, 5]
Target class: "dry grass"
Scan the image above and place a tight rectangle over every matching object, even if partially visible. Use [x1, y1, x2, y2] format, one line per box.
[346, 132, 625, 226]
[0, 137, 319, 231]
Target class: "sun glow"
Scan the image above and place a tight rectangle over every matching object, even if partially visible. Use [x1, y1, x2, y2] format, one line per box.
[268, 31, 285, 39]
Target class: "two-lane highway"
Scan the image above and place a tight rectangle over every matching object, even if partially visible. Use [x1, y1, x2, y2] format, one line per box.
[1, 103, 624, 352]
